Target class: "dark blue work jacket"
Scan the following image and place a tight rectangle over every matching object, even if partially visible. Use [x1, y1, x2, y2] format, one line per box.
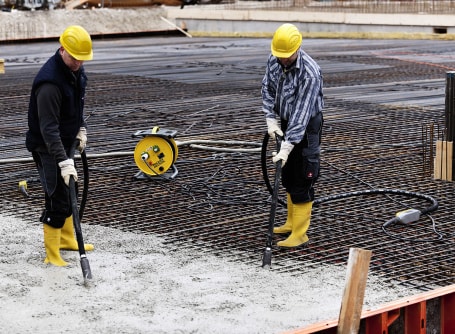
[26, 49, 87, 155]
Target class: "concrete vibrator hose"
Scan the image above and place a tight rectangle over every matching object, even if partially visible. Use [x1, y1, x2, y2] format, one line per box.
[260, 132, 441, 242]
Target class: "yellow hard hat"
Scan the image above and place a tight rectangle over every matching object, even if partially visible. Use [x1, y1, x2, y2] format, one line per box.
[59, 25, 93, 61]
[271, 23, 302, 58]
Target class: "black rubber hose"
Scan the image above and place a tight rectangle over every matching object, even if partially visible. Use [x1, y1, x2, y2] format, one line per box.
[262, 135, 282, 269]
[69, 141, 92, 280]
[261, 132, 286, 207]
[260, 133, 439, 229]
[79, 149, 89, 221]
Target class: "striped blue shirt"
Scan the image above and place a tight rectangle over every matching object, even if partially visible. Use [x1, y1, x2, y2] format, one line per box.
[262, 49, 324, 144]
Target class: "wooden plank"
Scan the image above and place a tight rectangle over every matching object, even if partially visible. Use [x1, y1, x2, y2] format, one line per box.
[0, 59, 4, 74]
[281, 322, 338, 334]
[434, 140, 453, 181]
[337, 247, 372, 334]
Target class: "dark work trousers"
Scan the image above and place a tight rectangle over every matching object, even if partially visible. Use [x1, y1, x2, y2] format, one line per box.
[32, 151, 73, 228]
[281, 112, 323, 204]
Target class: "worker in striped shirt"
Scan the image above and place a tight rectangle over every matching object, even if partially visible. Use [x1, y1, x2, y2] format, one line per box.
[262, 23, 324, 248]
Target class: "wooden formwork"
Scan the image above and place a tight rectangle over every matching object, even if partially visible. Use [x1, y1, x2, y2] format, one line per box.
[434, 140, 453, 181]
[282, 284, 455, 334]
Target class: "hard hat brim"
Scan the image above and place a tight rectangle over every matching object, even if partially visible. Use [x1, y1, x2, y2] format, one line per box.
[271, 48, 298, 58]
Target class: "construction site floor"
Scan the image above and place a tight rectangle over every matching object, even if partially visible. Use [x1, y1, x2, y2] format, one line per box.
[0, 36, 454, 333]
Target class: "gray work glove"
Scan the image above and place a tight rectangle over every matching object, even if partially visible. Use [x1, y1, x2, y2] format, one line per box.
[272, 141, 294, 167]
[76, 127, 87, 152]
[266, 118, 283, 140]
[58, 159, 78, 186]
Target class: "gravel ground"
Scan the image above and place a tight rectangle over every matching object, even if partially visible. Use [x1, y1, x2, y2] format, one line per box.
[0, 211, 420, 334]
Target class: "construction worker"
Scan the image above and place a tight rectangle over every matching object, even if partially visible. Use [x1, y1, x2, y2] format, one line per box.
[262, 23, 324, 248]
[26, 25, 94, 266]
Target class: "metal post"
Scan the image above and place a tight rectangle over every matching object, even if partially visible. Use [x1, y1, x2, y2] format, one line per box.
[445, 72, 455, 141]
[445, 72, 455, 178]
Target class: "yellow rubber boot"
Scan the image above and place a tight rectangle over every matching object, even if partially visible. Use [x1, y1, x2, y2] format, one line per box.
[277, 201, 312, 248]
[273, 193, 293, 234]
[43, 224, 68, 266]
[60, 216, 94, 251]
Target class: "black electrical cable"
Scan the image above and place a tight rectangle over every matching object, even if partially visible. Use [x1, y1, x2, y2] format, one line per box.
[315, 188, 443, 242]
[180, 165, 268, 209]
[381, 214, 445, 243]
[313, 188, 438, 214]
[131, 155, 269, 212]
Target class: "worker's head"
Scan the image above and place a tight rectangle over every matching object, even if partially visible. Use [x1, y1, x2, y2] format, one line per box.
[59, 25, 93, 62]
[271, 23, 302, 62]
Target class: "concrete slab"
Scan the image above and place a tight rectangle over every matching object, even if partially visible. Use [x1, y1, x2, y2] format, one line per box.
[2, 6, 455, 42]
[0, 7, 173, 41]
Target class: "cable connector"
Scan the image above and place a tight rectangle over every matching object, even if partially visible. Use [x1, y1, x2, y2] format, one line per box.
[395, 208, 421, 224]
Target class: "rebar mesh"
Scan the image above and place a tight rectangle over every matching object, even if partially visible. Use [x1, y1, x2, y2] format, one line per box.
[0, 37, 454, 292]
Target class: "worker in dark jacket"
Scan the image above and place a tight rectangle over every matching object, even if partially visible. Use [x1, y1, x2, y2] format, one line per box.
[262, 23, 324, 248]
[26, 25, 94, 266]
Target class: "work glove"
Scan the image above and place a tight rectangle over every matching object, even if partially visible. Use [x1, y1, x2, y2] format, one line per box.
[76, 127, 87, 153]
[272, 141, 294, 167]
[266, 118, 283, 140]
[58, 159, 78, 186]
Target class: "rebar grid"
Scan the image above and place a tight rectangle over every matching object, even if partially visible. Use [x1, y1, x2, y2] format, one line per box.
[1, 38, 454, 292]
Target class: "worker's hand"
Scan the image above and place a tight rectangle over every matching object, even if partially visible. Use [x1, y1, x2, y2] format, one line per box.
[58, 159, 78, 186]
[76, 127, 87, 153]
[266, 118, 283, 140]
[272, 141, 294, 167]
